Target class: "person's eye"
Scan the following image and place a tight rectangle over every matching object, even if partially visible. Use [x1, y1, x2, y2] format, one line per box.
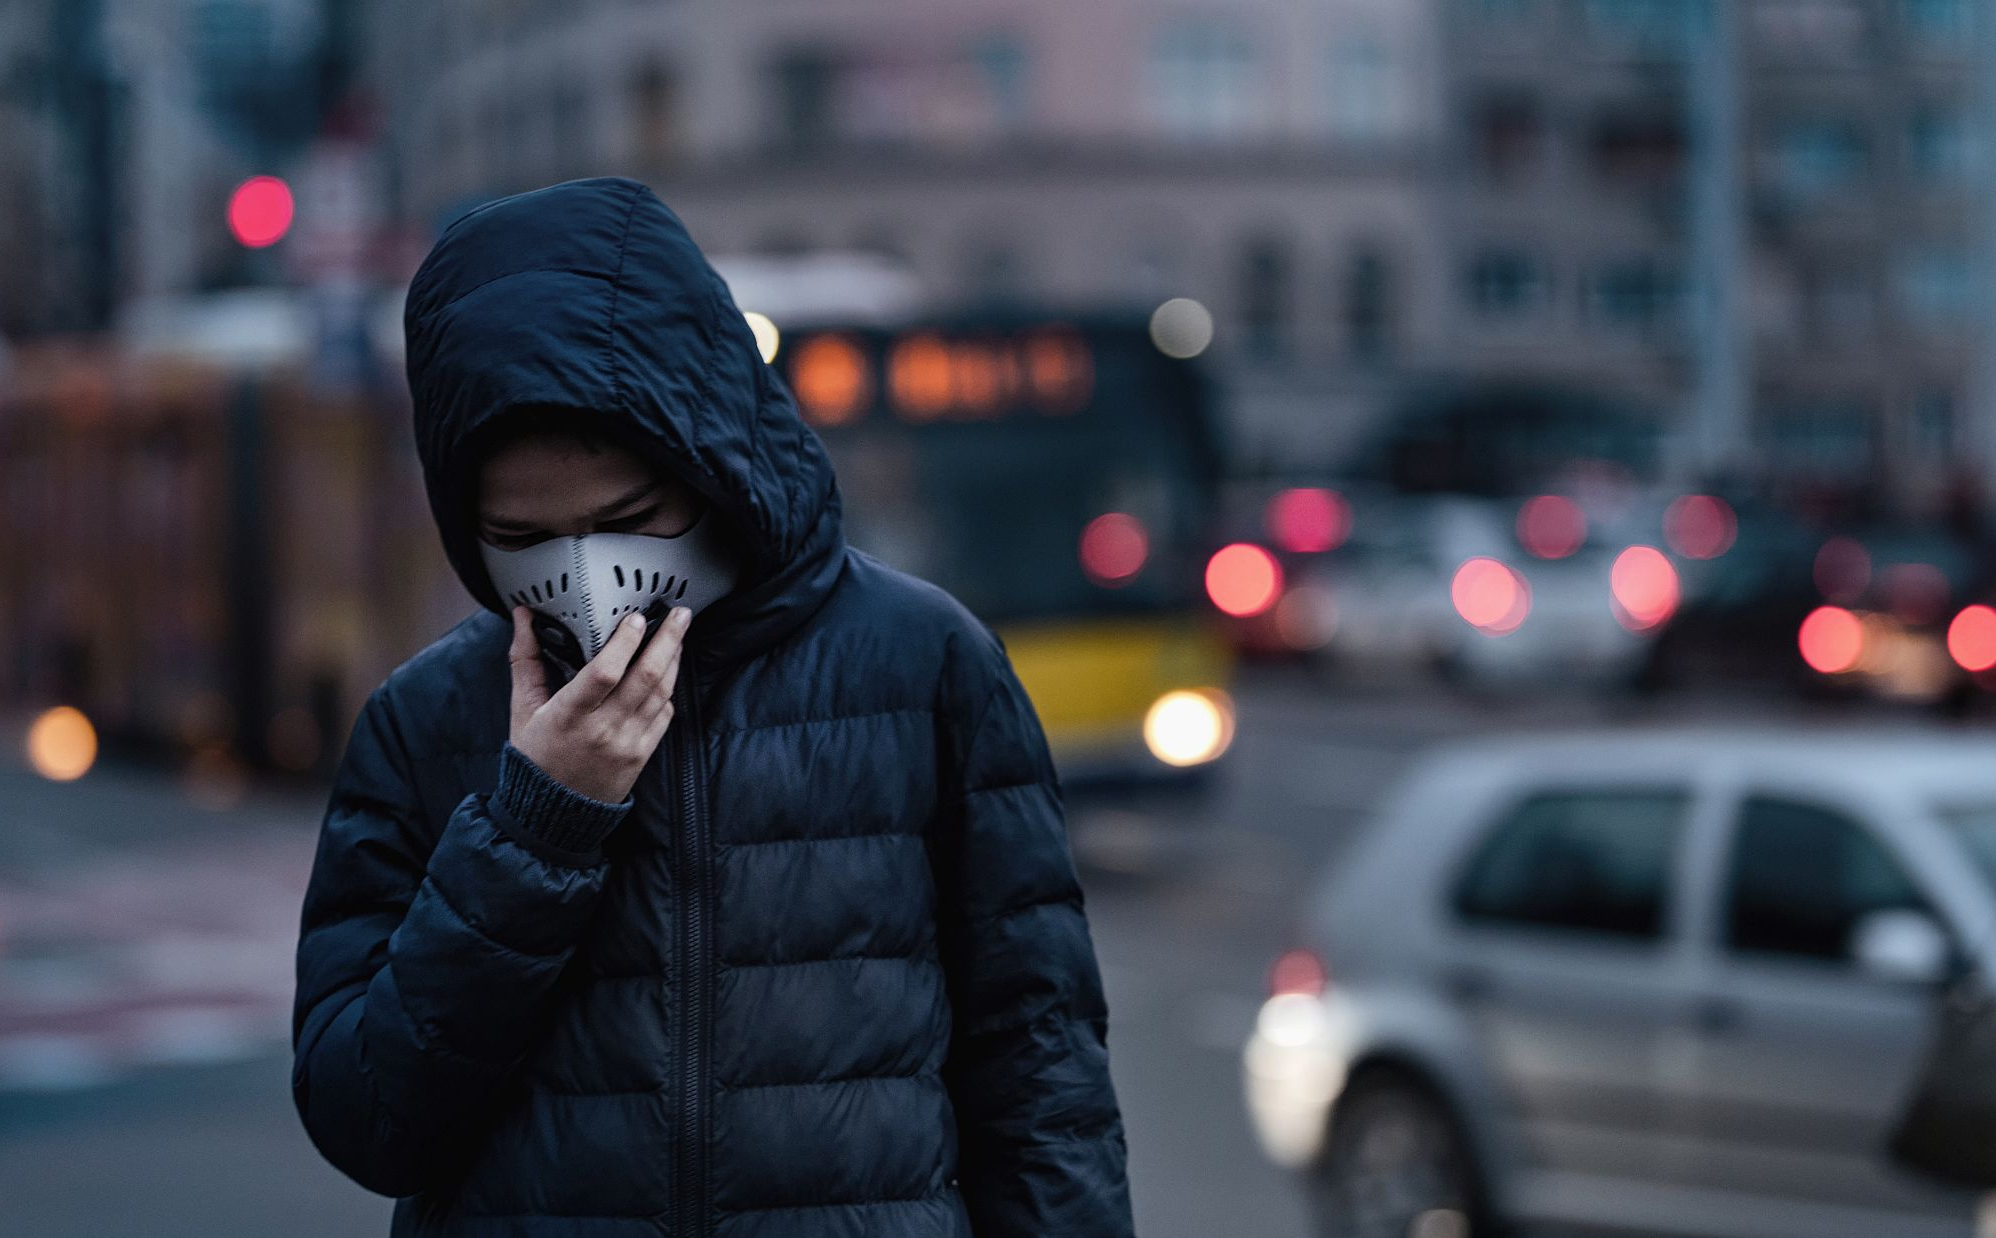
[485, 531, 547, 550]
[601, 506, 660, 532]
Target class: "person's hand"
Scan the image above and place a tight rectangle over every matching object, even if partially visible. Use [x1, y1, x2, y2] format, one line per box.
[508, 604, 691, 803]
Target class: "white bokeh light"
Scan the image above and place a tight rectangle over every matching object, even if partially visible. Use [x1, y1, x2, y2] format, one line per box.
[1149, 297, 1214, 359]
[743, 311, 780, 364]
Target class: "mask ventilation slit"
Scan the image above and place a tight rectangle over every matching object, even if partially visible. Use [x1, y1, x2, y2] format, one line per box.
[560, 572, 568, 593]
[543, 579, 553, 598]
[613, 565, 626, 588]
[651, 571, 661, 593]
[530, 584, 542, 602]
[676, 578, 688, 600]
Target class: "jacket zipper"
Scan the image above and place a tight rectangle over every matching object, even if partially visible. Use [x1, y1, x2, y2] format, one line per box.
[673, 672, 712, 1237]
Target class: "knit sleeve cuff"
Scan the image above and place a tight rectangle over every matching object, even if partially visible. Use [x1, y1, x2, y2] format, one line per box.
[490, 742, 630, 865]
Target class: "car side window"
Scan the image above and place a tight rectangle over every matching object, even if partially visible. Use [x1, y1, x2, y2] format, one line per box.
[1454, 790, 1689, 940]
[1723, 797, 1924, 962]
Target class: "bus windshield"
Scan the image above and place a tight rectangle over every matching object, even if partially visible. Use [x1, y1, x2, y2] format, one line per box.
[783, 319, 1217, 625]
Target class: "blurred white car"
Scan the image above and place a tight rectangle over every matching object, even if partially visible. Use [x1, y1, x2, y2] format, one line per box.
[1292, 496, 1652, 689]
[1244, 729, 1996, 1238]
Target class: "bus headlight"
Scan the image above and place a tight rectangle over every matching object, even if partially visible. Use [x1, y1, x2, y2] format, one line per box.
[1143, 688, 1235, 767]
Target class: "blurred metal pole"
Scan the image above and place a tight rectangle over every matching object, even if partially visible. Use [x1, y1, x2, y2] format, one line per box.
[50, 0, 119, 332]
[1978, 4, 1996, 495]
[225, 378, 274, 769]
[1685, 0, 1750, 485]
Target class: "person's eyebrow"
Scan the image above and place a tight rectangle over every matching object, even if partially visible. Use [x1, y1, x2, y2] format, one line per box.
[585, 480, 666, 521]
[483, 480, 662, 533]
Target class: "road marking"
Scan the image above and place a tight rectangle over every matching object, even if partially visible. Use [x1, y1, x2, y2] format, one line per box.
[0, 834, 310, 1093]
[0, 1035, 117, 1092]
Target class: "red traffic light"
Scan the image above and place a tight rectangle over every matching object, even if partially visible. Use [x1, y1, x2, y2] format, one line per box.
[228, 175, 295, 248]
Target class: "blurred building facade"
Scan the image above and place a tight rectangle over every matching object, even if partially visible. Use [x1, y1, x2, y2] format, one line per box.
[0, 0, 341, 335]
[7, 0, 1990, 504]
[361, 0, 1451, 472]
[0, 0, 116, 335]
[1439, 0, 1985, 509]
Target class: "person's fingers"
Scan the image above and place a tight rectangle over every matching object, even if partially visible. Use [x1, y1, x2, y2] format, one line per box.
[632, 643, 683, 729]
[639, 692, 677, 751]
[637, 652, 679, 739]
[609, 606, 691, 715]
[508, 607, 549, 729]
[552, 611, 647, 714]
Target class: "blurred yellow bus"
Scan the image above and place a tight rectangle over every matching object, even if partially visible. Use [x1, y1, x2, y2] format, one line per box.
[772, 312, 1236, 790]
[1, 301, 1234, 796]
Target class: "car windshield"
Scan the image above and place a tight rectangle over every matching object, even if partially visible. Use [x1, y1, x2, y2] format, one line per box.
[1933, 804, 1996, 890]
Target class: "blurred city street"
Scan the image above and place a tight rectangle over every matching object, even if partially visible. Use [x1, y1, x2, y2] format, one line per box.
[14, 0, 1996, 1232]
[0, 670, 1845, 1237]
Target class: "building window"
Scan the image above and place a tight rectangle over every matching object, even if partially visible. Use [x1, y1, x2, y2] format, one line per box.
[851, 225, 911, 264]
[1589, 112, 1686, 190]
[1765, 402, 1877, 481]
[1465, 0, 1535, 24]
[971, 35, 1031, 133]
[1466, 250, 1547, 318]
[964, 238, 1025, 302]
[1898, 246, 1975, 325]
[1771, 118, 1869, 200]
[1914, 389, 1956, 461]
[1908, 107, 1974, 183]
[501, 93, 534, 167]
[631, 60, 678, 165]
[1239, 236, 1291, 357]
[1750, 0, 1867, 57]
[771, 51, 837, 150]
[1327, 34, 1396, 143]
[431, 108, 462, 171]
[550, 84, 588, 168]
[1125, 240, 1186, 305]
[1801, 263, 1877, 341]
[1902, 0, 1972, 40]
[478, 96, 506, 179]
[1582, 0, 1686, 53]
[1150, 21, 1262, 139]
[1344, 247, 1395, 359]
[755, 229, 813, 258]
[1590, 258, 1681, 332]
[1474, 94, 1542, 182]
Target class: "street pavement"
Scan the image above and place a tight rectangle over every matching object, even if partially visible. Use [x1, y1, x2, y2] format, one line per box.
[0, 670, 1844, 1237]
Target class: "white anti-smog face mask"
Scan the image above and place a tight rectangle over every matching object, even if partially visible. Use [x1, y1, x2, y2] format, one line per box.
[480, 516, 739, 673]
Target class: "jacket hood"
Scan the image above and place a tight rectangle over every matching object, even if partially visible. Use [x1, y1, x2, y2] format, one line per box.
[404, 177, 845, 672]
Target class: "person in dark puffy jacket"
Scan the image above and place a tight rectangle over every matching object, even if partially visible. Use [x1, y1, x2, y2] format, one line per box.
[290, 176, 1136, 1236]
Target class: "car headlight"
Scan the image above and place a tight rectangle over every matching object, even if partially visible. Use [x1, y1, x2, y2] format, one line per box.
[1142, 688, 1235, 767]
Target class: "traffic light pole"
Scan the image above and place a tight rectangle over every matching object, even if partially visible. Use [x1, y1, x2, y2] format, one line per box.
[1685, 0, 1750, 487]
[1979, 4, 1996, 500]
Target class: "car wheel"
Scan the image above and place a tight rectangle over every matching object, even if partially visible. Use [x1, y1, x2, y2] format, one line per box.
[1309, 1070, 1487, 1238]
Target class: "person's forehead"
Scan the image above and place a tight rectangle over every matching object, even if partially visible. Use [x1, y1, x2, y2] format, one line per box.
[478, 436, 666, 514]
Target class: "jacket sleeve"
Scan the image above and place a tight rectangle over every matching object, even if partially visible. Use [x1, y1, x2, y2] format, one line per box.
[934, 623, 1135, 1236]
[291, 683, 630, 1198]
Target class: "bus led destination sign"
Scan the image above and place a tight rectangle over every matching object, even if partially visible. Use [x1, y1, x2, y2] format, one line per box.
[785, 327, 1094, 428]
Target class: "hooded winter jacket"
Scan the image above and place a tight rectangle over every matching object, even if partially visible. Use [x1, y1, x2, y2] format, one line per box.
[290, 177, 1135, 1236]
